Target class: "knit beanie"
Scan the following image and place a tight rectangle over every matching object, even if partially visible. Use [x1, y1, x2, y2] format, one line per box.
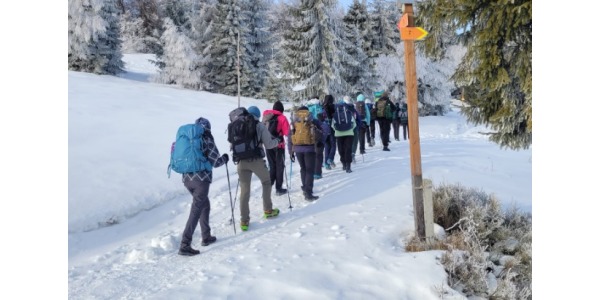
[273, 100, 284, 113]
[195, 117, 211, 131]
[247, 106, 261, 120]
[343, 95, 352, 104]
[357, 94, 365, 102]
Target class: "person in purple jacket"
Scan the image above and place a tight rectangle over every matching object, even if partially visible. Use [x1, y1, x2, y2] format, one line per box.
[288, 106, 322, 201]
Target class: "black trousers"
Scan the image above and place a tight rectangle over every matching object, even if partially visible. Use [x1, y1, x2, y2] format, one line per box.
[336, 135, 354, 165]
[359, 123, 368, 153]
[392, 119, 401, 140]
[402, 123, 409, 140]
[296, 152, 316, 195]
[182, 179, 211, 246]
[377, 119, 392, 147]
[266, 147, 285, 190]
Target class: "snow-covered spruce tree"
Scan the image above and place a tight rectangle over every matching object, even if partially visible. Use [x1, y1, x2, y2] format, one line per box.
[205, 0, 251, 96]
[341, 0, 378, 98]
[120, 11, 146, 53]
[69, 0, 124, 74]
[280, 0, 349, 100]
[136, 0, 163, 55]
[262, 58, 285, 103]
[418, 0, 532, 150]
[189, 0, 217, 91]
[154, 18, 203, 89]
[368, 0, 397, 58]
[159, 0, 193, 31]
[240, 0, 271, 98]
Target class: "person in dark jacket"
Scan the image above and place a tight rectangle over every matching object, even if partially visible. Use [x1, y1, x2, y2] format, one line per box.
[288, 106, 322, 201]
[322, 94, 337, 169]
[179, 117, 229, 256]
[392, 102, 401, 141]
[262, 100, 290, 196]
[374, 92, 395, 151]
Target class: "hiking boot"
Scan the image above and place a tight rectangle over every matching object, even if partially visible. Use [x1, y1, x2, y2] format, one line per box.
[383, 146, 390, 151]
[264, 208, 280, 218]
[178, 245, 200, 256]
[201, 236, 217, 246]
[327, 159, 336, 168]
[346, 167, 353, 173]
[304, 193, 319, 201]
[240, 221, 249, 231]
[313, 174, 322, 179]
[352, 155, 356, 163]
[276, 188, 288, 196]
[324, 163, 332, 170]
[360, 150, 365, 154]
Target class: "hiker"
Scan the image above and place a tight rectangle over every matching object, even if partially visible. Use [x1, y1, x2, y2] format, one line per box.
[332, 96, 357, 173]
[354, 94, 371, 155]
[306, 97, 328, 179]
[365, 98, 375, 147]
[344, 96, 361, 163]
[322, 94, 337, 169]
[399, 102, 409, 140]
[373, 91, 395, 151]
[262, 100, 290, 196]
[288, 105, 323, 201]
[178, 117, 229, 256]
[231, 106, 281, 231]
[392, 102, 401, 141]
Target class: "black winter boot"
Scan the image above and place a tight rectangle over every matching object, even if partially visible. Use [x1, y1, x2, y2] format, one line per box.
[201, 236, 217, 246]
[346, 165, 353, 173]
[178, 245, 200, 256]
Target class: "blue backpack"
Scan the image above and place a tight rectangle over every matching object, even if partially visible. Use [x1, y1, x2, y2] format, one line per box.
[307, 103, 323, 121]
[332, 103, 354, 131]
[167, 123, 212, 178]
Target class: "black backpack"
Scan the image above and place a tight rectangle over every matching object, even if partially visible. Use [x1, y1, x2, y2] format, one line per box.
[399, 110, 409, 125]
[332, 104, 354, 131]
[227, 107, 262, 163]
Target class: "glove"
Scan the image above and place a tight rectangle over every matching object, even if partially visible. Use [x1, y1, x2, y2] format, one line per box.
[221, 153, 229, 163]
[290, 152, 296, 163]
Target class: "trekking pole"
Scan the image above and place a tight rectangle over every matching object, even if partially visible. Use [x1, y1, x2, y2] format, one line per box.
[225, 162, 236, 235]
[283, 160, 293, 211]
[229, 178, 239, 225]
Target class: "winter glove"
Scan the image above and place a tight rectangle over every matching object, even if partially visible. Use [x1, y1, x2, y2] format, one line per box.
[221, 153, 229, 163]
[290, 152, 296, 163]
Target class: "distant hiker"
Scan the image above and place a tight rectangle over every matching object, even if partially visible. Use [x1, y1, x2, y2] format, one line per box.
[174, 117, 229, 256]
[332, 96, 357, 173]
[399, 102, 409, 140]
[392, 102, 401, 141]
[374, 91, 395, 151]
[307, 97, 327, 179]
[354, 94, 371, 154]
[288, 105, 323, 201]
[322, 94, 337, 169]
[365, 98, 375, 147]
[262, 100, 290, 196]
[228, 106, 281, 231]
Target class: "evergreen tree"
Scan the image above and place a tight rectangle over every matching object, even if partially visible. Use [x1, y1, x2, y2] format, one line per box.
[280, 0, 348, 100]
[369, 0, 397, 57]
[418, 0, 532, 150]
[136, 0, 163, 54]
[242, 0, 271, 97]
[342, 0, 377, 97]
[160, 0, 192, 31]
[120, 11, 146, 53]
[190, 0, 217, 91]
[262, 58, 285, 103]
[206, 0, 251, 96]
[154, 18, 203, 89]
[68, 0, 124, 75]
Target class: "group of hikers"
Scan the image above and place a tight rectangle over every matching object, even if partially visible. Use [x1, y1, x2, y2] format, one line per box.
[169, 91, 410, 256]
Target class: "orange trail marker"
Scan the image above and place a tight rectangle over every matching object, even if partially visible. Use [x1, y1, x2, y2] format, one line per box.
[398, 14, 409, 29]
[400, 27, 428, 40]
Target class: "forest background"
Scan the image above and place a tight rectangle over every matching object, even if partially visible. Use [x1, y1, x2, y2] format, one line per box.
[1, 0, 596, 298]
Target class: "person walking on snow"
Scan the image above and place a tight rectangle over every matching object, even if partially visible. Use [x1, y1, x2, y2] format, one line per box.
[178, 117, 229, 256]
[262, 100, 290, 196]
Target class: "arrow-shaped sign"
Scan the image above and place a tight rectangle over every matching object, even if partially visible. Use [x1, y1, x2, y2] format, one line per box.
[400, 27, 428, 40]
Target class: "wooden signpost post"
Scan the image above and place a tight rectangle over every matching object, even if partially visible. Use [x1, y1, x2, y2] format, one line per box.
[398, 3, 431, 241]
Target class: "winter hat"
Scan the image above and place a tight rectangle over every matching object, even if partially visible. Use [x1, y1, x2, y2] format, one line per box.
[365, 98, 372, 104]
[307, 98, 320, 106]
[273, 100, 284, 113]
[247, 106, 261, 120]
[373, 91, 383, 98]
[357, 94, 365, 102]
[343, 95, 352, 104]
[195, 117, 211, 131]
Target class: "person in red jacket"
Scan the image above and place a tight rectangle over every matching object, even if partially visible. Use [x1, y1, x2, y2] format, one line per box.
[262, 100, 291, 196]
